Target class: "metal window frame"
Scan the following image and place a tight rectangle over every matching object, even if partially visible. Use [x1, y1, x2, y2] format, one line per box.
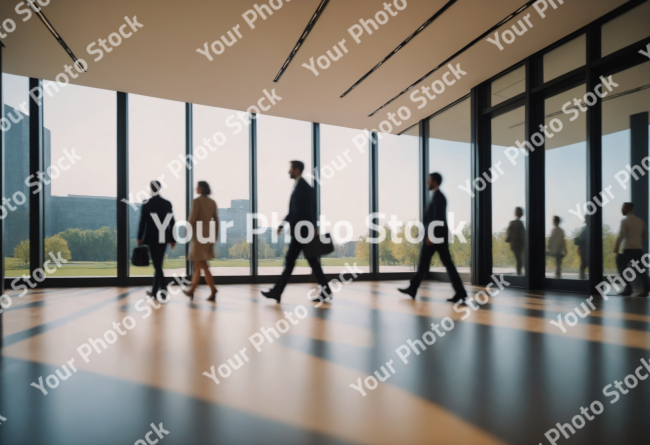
[29, 78, 45, 282]
[469, 0, 650, 294]
[0, 42, 4, 345]
[249, 113, 258, 280]
[5, 0, 650, 292]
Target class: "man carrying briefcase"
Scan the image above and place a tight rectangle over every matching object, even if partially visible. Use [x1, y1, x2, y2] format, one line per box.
[261, 161, 332, 304]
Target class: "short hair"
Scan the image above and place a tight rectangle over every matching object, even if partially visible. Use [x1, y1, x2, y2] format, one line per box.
[515, 207, 523, 217]
[198, 181, 211, 195]
[430, 172, 443, 186]
[553, 215, 561, 225]
[624, 202, 634, 211]
[150, 181, 162, 193]
[290, 160, 305, 173]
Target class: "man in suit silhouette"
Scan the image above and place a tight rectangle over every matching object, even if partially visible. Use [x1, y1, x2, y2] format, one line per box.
[137, 181, 176, 298]
[262, 161, 331, 303]
[398, 172, 467, 302]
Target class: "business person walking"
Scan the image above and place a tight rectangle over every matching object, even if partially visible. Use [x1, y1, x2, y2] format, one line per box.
[262, 161, 331, 303]
[398, 173, 467, 302]
[184, 181, 219, 301]
[137, 181, 176, 298]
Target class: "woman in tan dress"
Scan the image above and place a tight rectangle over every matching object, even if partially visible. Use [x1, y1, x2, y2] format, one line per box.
[184, 181, 219, 301]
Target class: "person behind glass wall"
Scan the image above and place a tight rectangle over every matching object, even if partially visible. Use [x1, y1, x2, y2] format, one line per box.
[261, 160, 332, 303]
[137, 181, 176, 298]
[614, 202, 649, 297]
[547, 215, 566, 279]
[575, 224, 588, 280]
[398, 172, 467, 302]
[184, 181, 219, 301]
[506, 207, 525, 276]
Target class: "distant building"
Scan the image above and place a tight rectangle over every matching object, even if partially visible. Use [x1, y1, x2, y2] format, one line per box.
[3, 105, 138, 257]
[3, 105, 285, 258]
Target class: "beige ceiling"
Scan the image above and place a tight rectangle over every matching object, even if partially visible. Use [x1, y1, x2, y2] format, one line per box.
[0, 0, 630, 134]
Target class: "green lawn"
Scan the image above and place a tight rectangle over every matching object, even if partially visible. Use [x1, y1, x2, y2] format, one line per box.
[3, 257, 368, 277]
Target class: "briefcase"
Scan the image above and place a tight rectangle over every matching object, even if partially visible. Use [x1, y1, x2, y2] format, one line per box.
[303, 233, 335, 259]
[131, 245, 150, 267]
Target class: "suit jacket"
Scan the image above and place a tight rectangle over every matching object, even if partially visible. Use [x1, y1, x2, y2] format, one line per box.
[424, 189, 448, 244]
[284, 177, 317, 239]
[137, 195, 176, 245]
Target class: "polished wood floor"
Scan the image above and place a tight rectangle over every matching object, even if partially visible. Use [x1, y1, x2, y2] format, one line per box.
[1, 280, 649, 444]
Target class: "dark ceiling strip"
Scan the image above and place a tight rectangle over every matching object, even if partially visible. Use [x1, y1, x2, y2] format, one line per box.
[340, 0, 458, 99]
[273, 0, 330, 82]
[24, 0, 86, 72]
[367, 0, 538, 117]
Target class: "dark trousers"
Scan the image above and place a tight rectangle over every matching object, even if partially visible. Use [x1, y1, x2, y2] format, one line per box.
[578, 246, 587, 279]
[273, 237, 330, 296]
[511, 248, 524, 276]
[409, 242, 466, 296]
[148, 244, 167, 294]
[616, 249, 650, 293]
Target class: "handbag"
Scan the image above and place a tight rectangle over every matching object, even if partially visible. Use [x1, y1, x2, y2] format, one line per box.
[131, 245, 150, 267]
[303, 233, 335, 259]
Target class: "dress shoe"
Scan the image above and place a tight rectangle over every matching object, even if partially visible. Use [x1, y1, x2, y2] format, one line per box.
[262, 290, 281, 303]
[618, 290, 632, 297]
[183, 290, 194, 301]
[207, 287, 218, 302]
[447, 294, 467, 303]
[398, 287, 417, 299]
[310, 292, 331, 303]
[637, 293, 649, 298]
[146, 290, 154, 297]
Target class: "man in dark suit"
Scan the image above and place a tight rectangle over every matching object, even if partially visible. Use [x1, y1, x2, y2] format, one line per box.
[262, 161, 331, 303]
[137, 181, 176, 298]
[398, 172, 467, 302]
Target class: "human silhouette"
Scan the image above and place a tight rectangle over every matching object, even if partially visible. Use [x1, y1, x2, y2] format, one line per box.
[184, 181, 219, 301]
[398, 172, 467, 302]
[137, 181, 176, 298]
[547, 216, 566, 279]
[506, 207, 525, 276]
[262, 161, 331, 303]
[575, 224, 588, 280]
[614, 202, 649, 297]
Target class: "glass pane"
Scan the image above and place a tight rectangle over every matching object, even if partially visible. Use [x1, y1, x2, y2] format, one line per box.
[378, 127, 419, 272]
[192, 104, 250, 276]
[43, 84, 117, 277]
[492, 106, 526, 277]
[491, 65, 525, 106]
[2, 74, 30, 277]
[319, 124, 370, 273]
[128, 95, 185, 277]
[543, 34, 586, 83]
[256, 114, 311, 275]
[544, 85, 587, 280]
[428, 97, 471, 275]
[601, 1, 650, 57]
[602, 62, 650, 277]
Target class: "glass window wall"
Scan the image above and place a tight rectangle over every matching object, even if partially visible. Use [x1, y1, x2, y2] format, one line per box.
[492, 106, 527, 277]
[2, 74, 30, 278]
[377, 127, 420, 272]
[256, 114, 312, 275]
[192, 104, 250, 276]
[44, 84, 117, 277]
[319, 124, 370, 273]
[544, 85, 587, 280]
[428, 97, 472, 275]
[128, 94, 185, 277]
